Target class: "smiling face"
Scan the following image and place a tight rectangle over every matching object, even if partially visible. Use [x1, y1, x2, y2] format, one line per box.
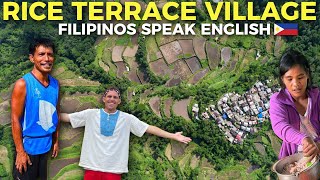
[281, 65, 309, 100]
[29, 45, 54, 74]
[103, 90, 121, 113]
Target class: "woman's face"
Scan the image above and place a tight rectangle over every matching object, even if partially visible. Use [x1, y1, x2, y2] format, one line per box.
[282, 65, 309, 100]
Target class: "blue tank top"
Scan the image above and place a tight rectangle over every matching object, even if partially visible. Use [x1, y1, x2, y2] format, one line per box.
[21, 72, 59, 155]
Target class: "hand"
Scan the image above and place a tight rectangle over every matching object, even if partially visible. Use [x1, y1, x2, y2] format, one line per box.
[173, 132, 192, 144]
[15, 151, 32, 174]
[52, 142, 59, 158]
[302, 137, 320, 160]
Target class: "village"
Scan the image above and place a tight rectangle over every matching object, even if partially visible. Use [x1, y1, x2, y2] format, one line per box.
[192, 81, 280, 144]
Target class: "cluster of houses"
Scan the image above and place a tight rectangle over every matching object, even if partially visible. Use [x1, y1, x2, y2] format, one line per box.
[192, 81, 280, 144]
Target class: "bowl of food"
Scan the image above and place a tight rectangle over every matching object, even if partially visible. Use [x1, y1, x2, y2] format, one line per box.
[272, 153, 320, 180]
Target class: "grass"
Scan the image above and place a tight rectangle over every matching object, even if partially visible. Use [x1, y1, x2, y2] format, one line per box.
[205, 69, 239, 90]
[130, 143, 146, 162]
[103, 49, 117, 77]
[57, 140, 82, 159]
[0, 126, 14, 179]
[279, 41, 287, 55]
[129, 144, 157, 178]
[208, 41, 218, 48]
[198, 157, 216, 179]
[233, 50, 246, 74]
[95, 36, 118, 77]
[60, 174, 83, 180]
[78, 96, 98, 105]
[184, 53, 193, 59]
[214, 160, 265, 180]
[266, 38, 274, 54]
[199, 59, 209, 68]
[267, 131, 282, 155]
[145, 36, 160, 62]
[239, 49, 256, 70]
[51, 63, 66, 76]
[177, 143, 197, 170]
[179, 154, 191, 170]
[215, 164, 250, 179]
[52, 163, 83, 180]
[56, 71, 77, 80]
[95, 39, 109, 66]
[222, 35, 255, 49]
[102, 48, 112, 64]
[177, 54, 184, 59]
[53, 63, 91, 81]
[116, 34, 131, 46]
[0, 145, 10, 176]
[249, 168, 266, 179]
[261, 136, 270, 145]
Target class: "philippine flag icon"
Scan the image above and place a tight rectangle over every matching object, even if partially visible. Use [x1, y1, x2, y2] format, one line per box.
[274, 23, 298, 36]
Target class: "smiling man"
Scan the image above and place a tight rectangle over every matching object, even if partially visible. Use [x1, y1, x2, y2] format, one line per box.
[11, 38, 60, 180]
[60, 87, 192, 180]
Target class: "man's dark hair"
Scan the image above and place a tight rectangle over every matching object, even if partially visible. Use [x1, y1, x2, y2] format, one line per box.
[279, 49, 312, 89]
[29, 38, 56, 55]
[103, 86, 121, 98]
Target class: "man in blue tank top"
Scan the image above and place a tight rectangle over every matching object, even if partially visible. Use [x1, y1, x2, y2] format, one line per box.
[11, 38, 60, 180]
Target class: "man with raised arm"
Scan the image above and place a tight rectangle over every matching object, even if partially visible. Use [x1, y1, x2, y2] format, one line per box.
[60, 86, 192, 180]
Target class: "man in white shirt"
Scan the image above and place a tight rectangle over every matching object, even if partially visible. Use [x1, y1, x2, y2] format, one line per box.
[60, 87, 192, 180]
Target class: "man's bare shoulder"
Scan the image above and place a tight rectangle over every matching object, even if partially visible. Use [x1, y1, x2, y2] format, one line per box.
[12, 78, 27, 97]
[13, 78, 26, 90]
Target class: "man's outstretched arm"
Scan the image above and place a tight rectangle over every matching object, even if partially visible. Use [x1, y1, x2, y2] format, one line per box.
[146, 125, 192, 144]
[60, 113, 70, 122]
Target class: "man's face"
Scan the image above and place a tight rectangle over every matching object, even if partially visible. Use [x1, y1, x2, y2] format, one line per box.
[29, 45, 54, 73]
[281, 65, 309, 100]
[103, 90, 121, 113]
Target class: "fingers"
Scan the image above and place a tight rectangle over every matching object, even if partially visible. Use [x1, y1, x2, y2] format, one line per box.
[184, 137, 192, 143]
[174, 132, 192, 144]
[52, 150, 58, 158]
[22, 162, 27, 173]
[27, 155, 32, 165]
[302, 137, 318, 157]
[16, 163, 23, 174]
[183, 140, 191, 144]
[302, 137, 313, 147]
[52, 146, 59, 158]
[17, 165, 22, 174]
[303, 142, 318, 157]
[180, 136, 192, 144]
[16, 162, 27, 174]
[16, 153, 30, 174]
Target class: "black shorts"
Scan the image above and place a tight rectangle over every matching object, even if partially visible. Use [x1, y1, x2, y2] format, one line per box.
[12, 152, 48, 180]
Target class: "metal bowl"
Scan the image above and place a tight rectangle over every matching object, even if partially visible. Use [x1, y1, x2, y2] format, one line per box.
[272, 153, 320, 180]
